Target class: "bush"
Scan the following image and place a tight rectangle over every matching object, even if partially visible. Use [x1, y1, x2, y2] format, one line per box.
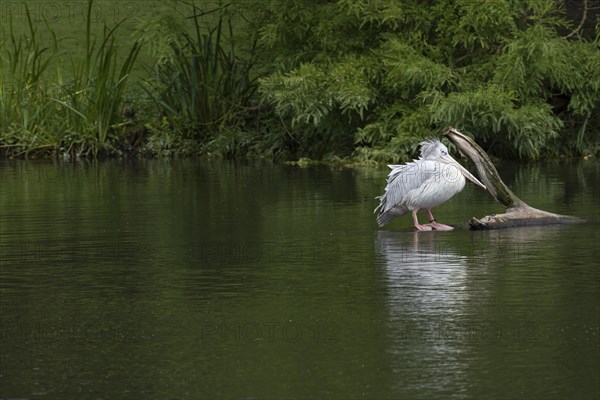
[254, 0, 600, 160]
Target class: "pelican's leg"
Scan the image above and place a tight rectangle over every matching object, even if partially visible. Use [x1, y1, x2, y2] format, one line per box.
[412, 210, 432, 231]
[425, 209, 454, 231]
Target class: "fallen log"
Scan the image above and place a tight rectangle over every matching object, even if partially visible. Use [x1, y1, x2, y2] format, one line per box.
[443, 127, 584, 230]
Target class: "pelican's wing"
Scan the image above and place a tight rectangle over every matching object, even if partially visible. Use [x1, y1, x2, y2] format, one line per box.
[377, 161, 426, 212]
[374, 160, 438, 226]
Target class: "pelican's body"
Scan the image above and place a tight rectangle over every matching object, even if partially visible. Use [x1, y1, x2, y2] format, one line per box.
[375, 139, 486, 231]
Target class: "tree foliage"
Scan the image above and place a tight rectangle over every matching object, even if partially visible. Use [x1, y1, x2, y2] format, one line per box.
[252, 0, 600, 160]
[2, 0, 598, 160]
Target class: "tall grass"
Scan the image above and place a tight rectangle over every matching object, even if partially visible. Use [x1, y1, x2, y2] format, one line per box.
[0, 0, 141, 158]
[53, 1, 141, 157]
[142, 4, 258, 140]
[0, 7, 59, 156]
[1, 0, 259, 158]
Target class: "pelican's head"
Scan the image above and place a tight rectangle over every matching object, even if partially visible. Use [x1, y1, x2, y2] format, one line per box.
[419, 139, 451, 160]
[419, 139, 486, 190]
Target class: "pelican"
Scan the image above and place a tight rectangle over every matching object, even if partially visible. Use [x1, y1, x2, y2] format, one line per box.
[374, 139, 486, 231]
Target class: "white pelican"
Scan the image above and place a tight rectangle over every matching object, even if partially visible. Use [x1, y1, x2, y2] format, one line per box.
[374, 139, 486, 231]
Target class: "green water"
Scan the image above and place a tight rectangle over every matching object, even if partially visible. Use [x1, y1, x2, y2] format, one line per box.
[1, 159, 598, 399]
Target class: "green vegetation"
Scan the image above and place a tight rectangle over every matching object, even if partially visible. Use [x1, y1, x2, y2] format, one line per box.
[139, 11, 259, 156]
[1, 0, 599, 161]
[0, 1, 141, 157]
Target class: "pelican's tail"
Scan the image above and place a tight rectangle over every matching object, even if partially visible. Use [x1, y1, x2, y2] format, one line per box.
[376, 207, 408, 227]
[374, 196, 408, 227]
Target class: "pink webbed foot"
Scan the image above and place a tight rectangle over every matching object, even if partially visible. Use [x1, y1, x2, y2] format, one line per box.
[424, 210, 454, 231]
[414, 224, 433, 231]
[426, 222, 454, 231]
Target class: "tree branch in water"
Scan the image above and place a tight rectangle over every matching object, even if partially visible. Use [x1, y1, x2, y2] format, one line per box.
[443, 127, 584, 230]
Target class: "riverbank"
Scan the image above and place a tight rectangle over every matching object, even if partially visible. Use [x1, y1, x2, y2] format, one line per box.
[2, 0, 599, 162]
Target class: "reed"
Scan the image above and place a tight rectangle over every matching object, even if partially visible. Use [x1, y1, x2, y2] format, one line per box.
[52, 0, 141, 157]
[0, 0, 141, 158]
[0, 6, 58, 157]
[142, 4, 258, 141]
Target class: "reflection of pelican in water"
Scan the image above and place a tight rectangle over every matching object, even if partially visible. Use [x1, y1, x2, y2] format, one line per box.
[375, 227, 583, 396]
[376, 231, 471, 392]
[374, 140, 486, 231]
[376, 231, 468, 316]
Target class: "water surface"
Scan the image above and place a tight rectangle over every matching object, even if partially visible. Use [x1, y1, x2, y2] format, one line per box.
[1, 159, 598, 399]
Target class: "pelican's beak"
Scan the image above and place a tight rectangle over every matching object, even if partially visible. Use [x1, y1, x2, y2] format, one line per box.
[438, 154, 486, 190]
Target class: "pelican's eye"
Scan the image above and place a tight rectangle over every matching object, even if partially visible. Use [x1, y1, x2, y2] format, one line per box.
[441, 150, 447, 155]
